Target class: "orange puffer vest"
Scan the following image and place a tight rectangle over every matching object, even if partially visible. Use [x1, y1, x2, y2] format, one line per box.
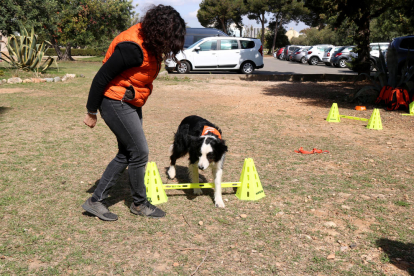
[103, 23, 160, 107]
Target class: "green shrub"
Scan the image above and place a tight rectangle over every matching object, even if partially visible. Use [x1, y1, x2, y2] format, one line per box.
[0, 70, 4, 77]
[45, 48, 105, 56]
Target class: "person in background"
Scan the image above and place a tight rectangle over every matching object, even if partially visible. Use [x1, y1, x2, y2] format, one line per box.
[82, 5, 186, 221]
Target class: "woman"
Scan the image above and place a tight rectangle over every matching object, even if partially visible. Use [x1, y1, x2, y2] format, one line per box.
[82, 5, 186, 221]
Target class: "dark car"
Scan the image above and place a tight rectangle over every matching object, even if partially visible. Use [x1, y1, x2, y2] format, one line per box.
[331, 46, 355, 68]
[184, 28, 228, 49]
[388, 35, 414, 73]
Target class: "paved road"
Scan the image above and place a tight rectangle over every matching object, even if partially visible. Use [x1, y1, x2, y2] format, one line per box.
[167, 56, 358, 75]
[256, 56, 357, 75]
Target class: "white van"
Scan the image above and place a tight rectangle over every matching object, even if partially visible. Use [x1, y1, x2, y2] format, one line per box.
[165, 37, 264, 74]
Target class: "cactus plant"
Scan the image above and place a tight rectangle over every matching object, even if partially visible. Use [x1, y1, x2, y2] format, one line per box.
[0, 26, 56, 72]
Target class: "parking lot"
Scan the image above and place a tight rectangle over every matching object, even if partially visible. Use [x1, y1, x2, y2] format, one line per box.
[168, 56, 358, 75]
[255, 56, 357, 75]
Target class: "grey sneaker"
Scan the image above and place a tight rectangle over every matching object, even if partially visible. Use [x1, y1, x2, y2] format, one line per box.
[130, 201, 166, 218]
[82, 197, 118, 221]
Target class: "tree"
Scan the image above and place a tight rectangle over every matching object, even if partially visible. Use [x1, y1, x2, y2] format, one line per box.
[268, 0, 307, 54]
[246, 0, 268, 45]
[265, 23, 289, 50]
[305, 0, 393, 74]
[197, 0, 245, 34]
[0, 0, 135, 61]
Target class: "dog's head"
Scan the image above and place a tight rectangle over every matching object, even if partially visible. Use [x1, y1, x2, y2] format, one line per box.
[189, 136, 228, 170]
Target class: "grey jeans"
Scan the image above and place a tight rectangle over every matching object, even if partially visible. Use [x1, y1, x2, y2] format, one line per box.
[92, 97, 148, 205]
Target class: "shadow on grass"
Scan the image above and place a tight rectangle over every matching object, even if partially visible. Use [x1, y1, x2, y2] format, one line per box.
[261, 82, 381, 110]
[83, 164, 236, 212]
[376, 238, 414, 275]
[0, 106, 13, 115]
[163, 165, 215, 204]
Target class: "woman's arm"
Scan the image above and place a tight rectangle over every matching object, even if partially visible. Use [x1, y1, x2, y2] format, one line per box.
[84, 42, 143, 128]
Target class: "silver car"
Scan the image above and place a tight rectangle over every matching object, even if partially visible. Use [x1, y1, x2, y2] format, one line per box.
[291, 46, 311, 63]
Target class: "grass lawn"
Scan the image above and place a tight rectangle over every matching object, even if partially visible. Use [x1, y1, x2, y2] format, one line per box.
[0, 60, 414, 275]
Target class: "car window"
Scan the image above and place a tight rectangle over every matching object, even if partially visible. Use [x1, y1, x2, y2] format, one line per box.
[199, 40, 217, 51]
[380, 45, 389, 50]
[400, 38, 414, 49]
[240, 40, 255, 49]
[347, 47, 354, 51]
[371, 45, 379, 51]
[220, 39, 239, 50]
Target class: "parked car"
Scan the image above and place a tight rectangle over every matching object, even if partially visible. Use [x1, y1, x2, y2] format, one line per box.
[322, 46, 343, 66]
[348, 42, 389, 71]
[183, 28, 228, 49]
[283, 45, 304, 61]
[386, 36, 414, 73]
[275, 47, 285, 59]
[164, 36, 264, 74]
[291, 46, 311, 63]
[305, 44, 334, 65]
[287, 46, 302, 61]
[369, 42, 389, 58]
[331, 46, 355, 68]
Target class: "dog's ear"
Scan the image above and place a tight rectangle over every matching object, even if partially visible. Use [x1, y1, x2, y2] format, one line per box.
[217, 139, 228, 154]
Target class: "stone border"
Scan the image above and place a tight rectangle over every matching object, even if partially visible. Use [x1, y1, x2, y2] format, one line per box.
[159, 71, 359, 82]
[1, 74, 82, 84]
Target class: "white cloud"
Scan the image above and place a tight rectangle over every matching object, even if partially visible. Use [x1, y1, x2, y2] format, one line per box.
[188, 10, 198, 18]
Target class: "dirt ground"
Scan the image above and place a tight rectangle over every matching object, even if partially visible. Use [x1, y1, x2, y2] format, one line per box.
[1, 75, 414, 275]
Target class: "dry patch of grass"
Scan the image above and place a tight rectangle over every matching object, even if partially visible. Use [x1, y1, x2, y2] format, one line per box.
[1, 62, 414, 275]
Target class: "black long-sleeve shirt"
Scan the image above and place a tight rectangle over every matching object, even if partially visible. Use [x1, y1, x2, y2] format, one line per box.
[86, 42, 144, 112]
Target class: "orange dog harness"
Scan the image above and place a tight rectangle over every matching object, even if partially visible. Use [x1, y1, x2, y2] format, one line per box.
[201, 126, 222, 139]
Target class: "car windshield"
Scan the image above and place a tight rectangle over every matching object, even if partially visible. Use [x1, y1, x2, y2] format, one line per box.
[187, 39, 206, 50]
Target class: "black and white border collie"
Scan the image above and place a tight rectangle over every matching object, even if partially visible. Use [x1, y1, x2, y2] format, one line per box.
[167, 115, 228, 208]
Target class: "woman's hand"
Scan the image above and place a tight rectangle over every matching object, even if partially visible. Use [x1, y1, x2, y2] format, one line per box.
[84, 113, 97, 128]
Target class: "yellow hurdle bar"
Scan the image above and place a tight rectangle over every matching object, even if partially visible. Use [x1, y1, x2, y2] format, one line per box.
[339, 115, 368, 121]
[163, 182, 241, 190]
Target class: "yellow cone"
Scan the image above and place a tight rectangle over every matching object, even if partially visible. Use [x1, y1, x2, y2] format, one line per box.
[326, 103, 341, 123]
[402, 101, 414, 116]
[144, 162, 168, 205]
[236, 158, 265, 201]
[366, 109, 383, 130]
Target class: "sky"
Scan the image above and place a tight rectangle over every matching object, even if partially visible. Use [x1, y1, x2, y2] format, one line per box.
[134, 0, 309, 34]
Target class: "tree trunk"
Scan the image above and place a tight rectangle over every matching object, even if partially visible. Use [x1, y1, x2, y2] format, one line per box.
[260, 12, 265, 46]
[271, 14, 283, 54]
[60, 43, 75, 61]
[355, 12, 370, 75]
[51, 37, 63, 60]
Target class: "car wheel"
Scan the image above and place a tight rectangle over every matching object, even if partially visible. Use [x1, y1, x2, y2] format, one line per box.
[240, 61, 255, 74]
[324, 62, 331, 66]
[279, 54, 284, 60]
[177, 61, 190, 74]
[308, 57, 319, 65]
[300, 57, 307, 64]
[338, 59, 347, 68]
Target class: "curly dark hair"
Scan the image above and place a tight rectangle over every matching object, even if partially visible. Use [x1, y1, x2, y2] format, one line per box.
[141, 5, 186, 63]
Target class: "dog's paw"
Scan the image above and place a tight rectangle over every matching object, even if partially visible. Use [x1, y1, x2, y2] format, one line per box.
[194, 188, 203, 195]
[167, 166, 176, 179]
[214, 198, 225, 208]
